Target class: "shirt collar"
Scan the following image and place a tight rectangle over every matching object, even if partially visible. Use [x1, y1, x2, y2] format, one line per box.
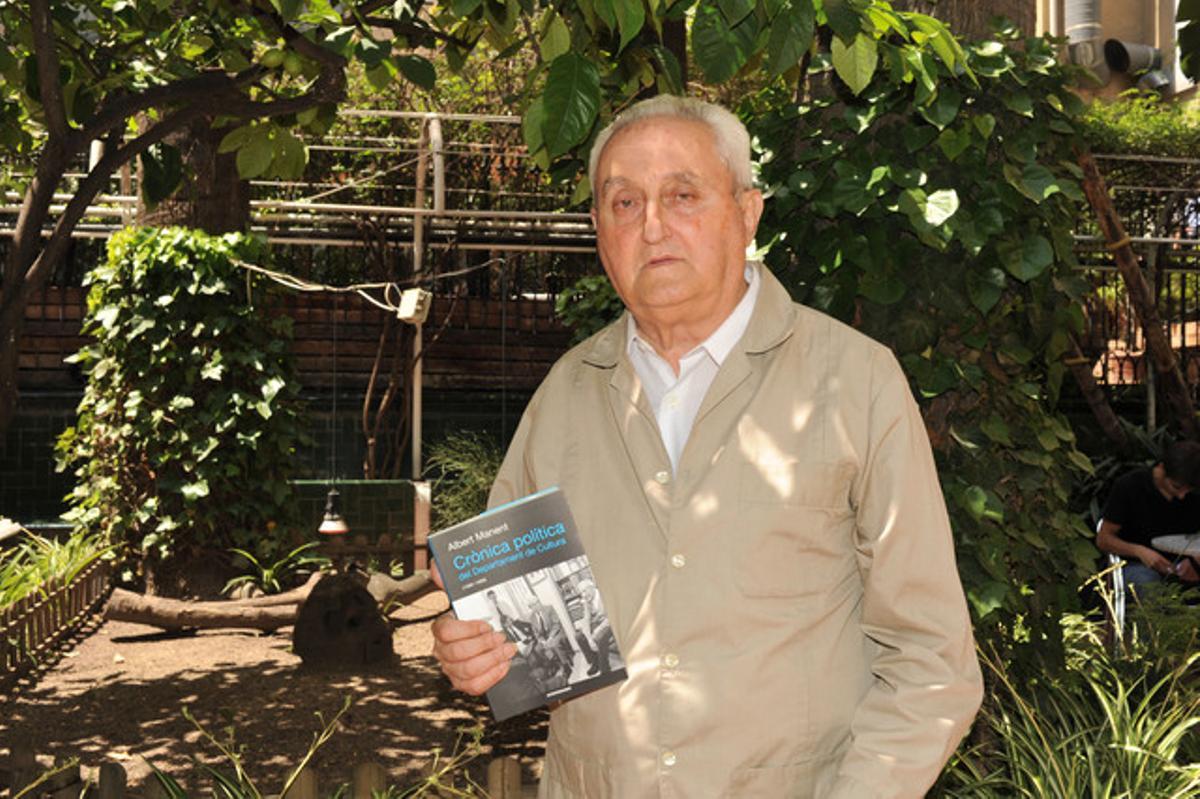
[625, 263, 760, 367]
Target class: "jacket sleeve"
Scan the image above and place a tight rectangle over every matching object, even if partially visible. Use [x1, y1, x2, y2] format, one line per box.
[826, 347, 983, 799]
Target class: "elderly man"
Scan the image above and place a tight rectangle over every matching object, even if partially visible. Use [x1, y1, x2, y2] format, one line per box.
[432, 96, 982, 798]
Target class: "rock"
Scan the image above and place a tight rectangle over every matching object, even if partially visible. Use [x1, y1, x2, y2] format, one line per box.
[292, 574, 393, 668]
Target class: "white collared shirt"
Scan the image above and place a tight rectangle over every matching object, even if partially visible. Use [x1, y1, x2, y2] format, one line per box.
[626, 263, 760, 471]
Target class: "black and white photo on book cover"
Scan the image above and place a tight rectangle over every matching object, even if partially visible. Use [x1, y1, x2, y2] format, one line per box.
[428, 487, 627, 721]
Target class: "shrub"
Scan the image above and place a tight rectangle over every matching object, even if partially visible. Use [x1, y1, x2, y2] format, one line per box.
[424, 431, 504, 529]
[936, 613, 1200, 797]
[55, 227, 308, 576]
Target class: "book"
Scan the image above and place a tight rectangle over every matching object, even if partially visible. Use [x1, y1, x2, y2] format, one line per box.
[428, 486, 627, 721]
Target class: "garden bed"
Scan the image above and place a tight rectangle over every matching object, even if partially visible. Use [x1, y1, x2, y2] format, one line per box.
[0, 590, 548, 794]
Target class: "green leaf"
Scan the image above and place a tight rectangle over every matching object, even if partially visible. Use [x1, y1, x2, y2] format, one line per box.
[139, 144, 183, 206]
[831, 33, 877, 96]
[766, 1, 815, 76]
[182, 479, 210, 501]
[616, 0, 646, 52]
[540, 13, 571, 62]
[1036, 428, 1060, 451]
[262, 376, 286, 402]
[963, 484, 989, 519]
[541, 53, 600, 159]
[366, 61, 394, 91]
[824, 0, 864, 41]
[395, 55, 436, 90]
[998, 234, 1054, 281]
[273, 130, 307, 180]
[923, 189, 959, 225]
[217, 125, 255, 154]
[980, 415, 1012, 445]
[972, 113, 996, 140]
[936, 127, 971, 161]
[918, 85, 961, 129]
[966, 267, 1006, 314]
[968, 581, 1008, 619]
[1003, 91, 1034, 117]
[236, 126, 275, 179]
[522, 96, 546, 154]
[270, 0, 303, 19]
[692, 0, 759, 82]
[858, 269, 905, 305]
[449, 0, 483, 14]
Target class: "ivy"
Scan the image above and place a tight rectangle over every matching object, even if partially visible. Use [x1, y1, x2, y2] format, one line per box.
[754, 26, 1096, 669]
[55, 228, 309, 574]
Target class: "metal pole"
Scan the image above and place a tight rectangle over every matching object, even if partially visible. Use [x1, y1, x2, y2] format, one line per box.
[411, 118, 428, 480]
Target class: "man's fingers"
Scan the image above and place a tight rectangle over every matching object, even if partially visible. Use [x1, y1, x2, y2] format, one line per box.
[431, 561, 444, 590]
[432, 614, 495, 643]
[436, 632, 516, 674]
[454, 657, 513, 696]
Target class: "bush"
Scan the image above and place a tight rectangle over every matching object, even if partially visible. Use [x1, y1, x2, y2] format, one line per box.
[55, 227, 308, 576]
[936, 612, 1200, 797]
[424, 431, 504, 529]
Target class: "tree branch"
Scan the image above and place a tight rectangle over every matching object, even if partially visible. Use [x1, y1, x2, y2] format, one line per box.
[78, 69, 268, 147]
[29, 0, 70, 139]
[22, 105, 208, 297]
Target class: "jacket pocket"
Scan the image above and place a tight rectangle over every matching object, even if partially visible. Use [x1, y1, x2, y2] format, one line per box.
[736, 461, 855, 599]
[725, 754, 838, 798]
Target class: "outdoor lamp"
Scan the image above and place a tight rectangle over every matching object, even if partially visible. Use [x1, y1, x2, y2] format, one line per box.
[318, 487, 350, 536]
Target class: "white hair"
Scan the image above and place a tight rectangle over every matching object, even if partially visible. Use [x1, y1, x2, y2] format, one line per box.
[587, 95, 754, 203]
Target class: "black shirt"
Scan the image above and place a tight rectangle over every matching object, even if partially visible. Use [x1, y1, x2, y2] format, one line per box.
[1101, 466, 1200, 550]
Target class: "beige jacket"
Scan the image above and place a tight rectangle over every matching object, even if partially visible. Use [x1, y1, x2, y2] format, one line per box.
[489, 266, 983, 798]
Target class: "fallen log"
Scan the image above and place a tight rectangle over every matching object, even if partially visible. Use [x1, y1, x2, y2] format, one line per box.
[106, 589, 299, 631]
[105, 570, 434, 632]
[224, 571, 323, 607]
[365, 569, 434, 608]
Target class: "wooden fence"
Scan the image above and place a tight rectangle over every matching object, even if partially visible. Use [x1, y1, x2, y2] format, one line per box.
[0, 749, 535, 799]
[0, 559, 112, 691]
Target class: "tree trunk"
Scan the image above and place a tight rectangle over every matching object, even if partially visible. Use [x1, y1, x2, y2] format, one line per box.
[0, 294, 24, 437]
[1066, 333, 1130, 449]
[1078, 150, 1199, 440]
[136, 117, 251, 233]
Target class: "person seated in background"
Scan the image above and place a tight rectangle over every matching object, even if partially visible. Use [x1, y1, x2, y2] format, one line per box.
[1097, 440, 1200, 589]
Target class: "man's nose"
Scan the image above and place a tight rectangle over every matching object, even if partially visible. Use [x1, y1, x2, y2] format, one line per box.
[641, 199, 669, 243]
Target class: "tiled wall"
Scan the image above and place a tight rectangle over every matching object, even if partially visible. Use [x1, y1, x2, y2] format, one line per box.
[1, 389, 527, 526]
[0, 394, 79, 523]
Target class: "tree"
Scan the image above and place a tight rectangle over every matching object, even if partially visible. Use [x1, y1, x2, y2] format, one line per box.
[0, 0, 447, 436]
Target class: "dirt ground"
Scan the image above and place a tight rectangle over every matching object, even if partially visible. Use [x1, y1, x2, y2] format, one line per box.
[0, 590, 548, 795]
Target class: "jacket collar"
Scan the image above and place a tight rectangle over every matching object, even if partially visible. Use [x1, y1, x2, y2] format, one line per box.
[580, 262, 796, 369]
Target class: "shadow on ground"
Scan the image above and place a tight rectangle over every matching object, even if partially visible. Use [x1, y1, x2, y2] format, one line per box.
[0, 594, 548, 794]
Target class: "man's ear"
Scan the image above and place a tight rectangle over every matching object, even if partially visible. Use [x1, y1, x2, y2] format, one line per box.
[740, 189, 764, 244]
[590, 206, 599, 229]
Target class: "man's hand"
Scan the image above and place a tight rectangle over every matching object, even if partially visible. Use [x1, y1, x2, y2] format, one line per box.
[1177, 557, 1200, 583]
[1138, 545, 1173, 575]
[430, 562, 518, 695]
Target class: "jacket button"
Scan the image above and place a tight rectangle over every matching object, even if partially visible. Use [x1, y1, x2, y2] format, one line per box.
[654, 470, 671, 485]
[661, 751, 677, 767]
[670, 553, 686, 569]
[662, 652, 679, 669]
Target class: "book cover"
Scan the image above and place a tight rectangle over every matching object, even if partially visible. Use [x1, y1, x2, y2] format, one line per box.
[428, 486, 627, 721]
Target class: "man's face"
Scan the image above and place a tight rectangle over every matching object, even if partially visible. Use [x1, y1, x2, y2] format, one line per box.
[1163, 475, 1193, 501]
[591, 117, 764, 328]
